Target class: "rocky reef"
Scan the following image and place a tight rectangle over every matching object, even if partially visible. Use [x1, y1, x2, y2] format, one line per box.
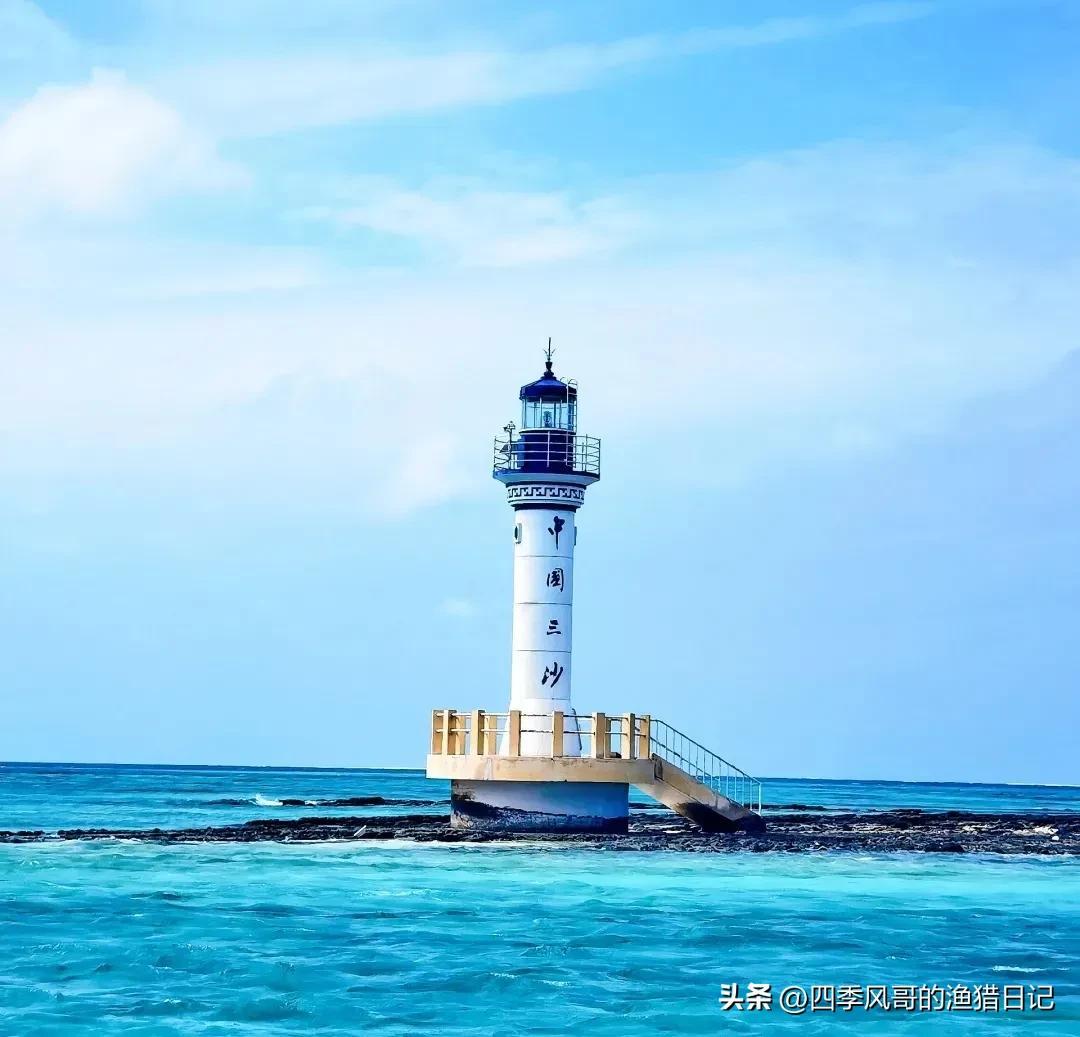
[2, 802, 1077, 854]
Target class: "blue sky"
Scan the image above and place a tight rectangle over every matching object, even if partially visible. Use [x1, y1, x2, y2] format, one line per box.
[1, 0, 1078, 783]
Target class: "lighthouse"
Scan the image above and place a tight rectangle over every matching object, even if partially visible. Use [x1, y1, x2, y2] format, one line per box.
[496, 343, 598, 754]
[426, 345, 765, 835]
[446, 344, 626, 831]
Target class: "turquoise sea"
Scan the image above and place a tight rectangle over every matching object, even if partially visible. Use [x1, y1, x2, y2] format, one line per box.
[1, 764, 1077, 1034]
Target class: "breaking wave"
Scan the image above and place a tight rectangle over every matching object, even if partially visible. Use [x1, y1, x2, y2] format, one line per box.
[207, 795, 440, 808]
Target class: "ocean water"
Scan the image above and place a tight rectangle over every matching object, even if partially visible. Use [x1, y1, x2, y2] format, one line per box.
[2, 762, 1078, 832]
[1, 765, 1078, 1034]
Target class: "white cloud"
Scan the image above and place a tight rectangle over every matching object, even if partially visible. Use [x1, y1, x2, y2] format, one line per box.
[381, 430, 471, 516]
[676, 3, 933, 51]
[162, 4, 933, 137]
[440, 597, 477, 618]
[300, 136, 1080, 273]
[0, 68, 242, 219]
[164, 45, 640, 137]
[3, 135, 1078, 519]
[310, 183, 642, 267]
[662, 137, 1080, 265]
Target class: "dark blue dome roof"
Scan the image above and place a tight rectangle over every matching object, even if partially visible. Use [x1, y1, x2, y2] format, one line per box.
[519, 360, 577, 401]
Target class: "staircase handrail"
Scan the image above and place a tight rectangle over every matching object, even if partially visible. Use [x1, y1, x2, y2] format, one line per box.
[649, 718, 763, 814]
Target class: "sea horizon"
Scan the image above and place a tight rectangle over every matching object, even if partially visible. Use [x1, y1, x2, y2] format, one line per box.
[4, 758, 1076, 790]
[4, 762, 1079, 838]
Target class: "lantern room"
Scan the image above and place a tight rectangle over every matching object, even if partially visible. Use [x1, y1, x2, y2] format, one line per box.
[519, 360, 577, 431]
[493, 343, 600, 481]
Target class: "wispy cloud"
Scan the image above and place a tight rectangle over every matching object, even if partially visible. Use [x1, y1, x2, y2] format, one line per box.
[0, 0, 74, 68]
[6, 133, 1079, 516]
[649, 137, 1080, 268]
[439, 597, 477, 619]
[296, 136, 1080, 271]
[305, 182, 642, 267]
[162, 4, 935, 137]
[674, 2, 933, 51]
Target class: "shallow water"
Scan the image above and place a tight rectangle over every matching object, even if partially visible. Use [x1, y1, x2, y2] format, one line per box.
[1, 840, 1077, 1034]
[0, 763, 444, 831]
[1, 765, 1079, 1033]
[2, 762, 1077, 832]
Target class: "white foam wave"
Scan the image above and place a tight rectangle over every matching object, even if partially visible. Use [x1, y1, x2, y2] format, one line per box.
[991, 965, 1045, 974]
[253, 794, 283, 807]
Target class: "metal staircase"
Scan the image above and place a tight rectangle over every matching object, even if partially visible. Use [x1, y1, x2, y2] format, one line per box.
[638, 718, 764, 833]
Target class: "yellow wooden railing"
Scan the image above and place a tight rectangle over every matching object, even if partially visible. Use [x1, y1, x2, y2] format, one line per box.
[429, 709, 650, 760]
[429, 708, 763, 812]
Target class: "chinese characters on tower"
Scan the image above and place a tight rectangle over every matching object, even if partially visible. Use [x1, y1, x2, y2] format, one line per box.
[540, 517, 568, 688]
[548, 515, 565, 548]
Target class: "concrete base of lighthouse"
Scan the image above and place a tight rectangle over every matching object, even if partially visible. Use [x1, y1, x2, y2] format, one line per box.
[450, 780, 629, 833]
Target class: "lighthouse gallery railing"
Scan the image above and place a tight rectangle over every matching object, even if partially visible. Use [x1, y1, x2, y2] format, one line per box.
[430, 709, 762, 814]
[492, 433, 600, 476]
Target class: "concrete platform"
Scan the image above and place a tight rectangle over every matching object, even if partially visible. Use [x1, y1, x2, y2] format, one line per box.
[426, 710, 765, 834]
[427, 754, 654, 784]
[427, 752, 764, 834]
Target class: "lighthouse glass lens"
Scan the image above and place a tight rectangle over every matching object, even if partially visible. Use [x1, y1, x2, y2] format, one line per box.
[522, 398, 574, 430]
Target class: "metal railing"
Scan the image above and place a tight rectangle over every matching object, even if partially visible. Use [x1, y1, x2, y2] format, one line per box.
[648, 719, 763, 814]
[429, 709, 762, 813]
[493, 432, 600, 477]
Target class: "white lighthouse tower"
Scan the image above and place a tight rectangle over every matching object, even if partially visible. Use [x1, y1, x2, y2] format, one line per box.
[497, 343, 598, 752]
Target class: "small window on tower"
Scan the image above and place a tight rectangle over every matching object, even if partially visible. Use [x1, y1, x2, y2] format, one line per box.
[514, 523, 523, 544]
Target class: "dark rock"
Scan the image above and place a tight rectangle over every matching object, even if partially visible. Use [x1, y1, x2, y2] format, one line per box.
[2, 807, 1076, 855]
